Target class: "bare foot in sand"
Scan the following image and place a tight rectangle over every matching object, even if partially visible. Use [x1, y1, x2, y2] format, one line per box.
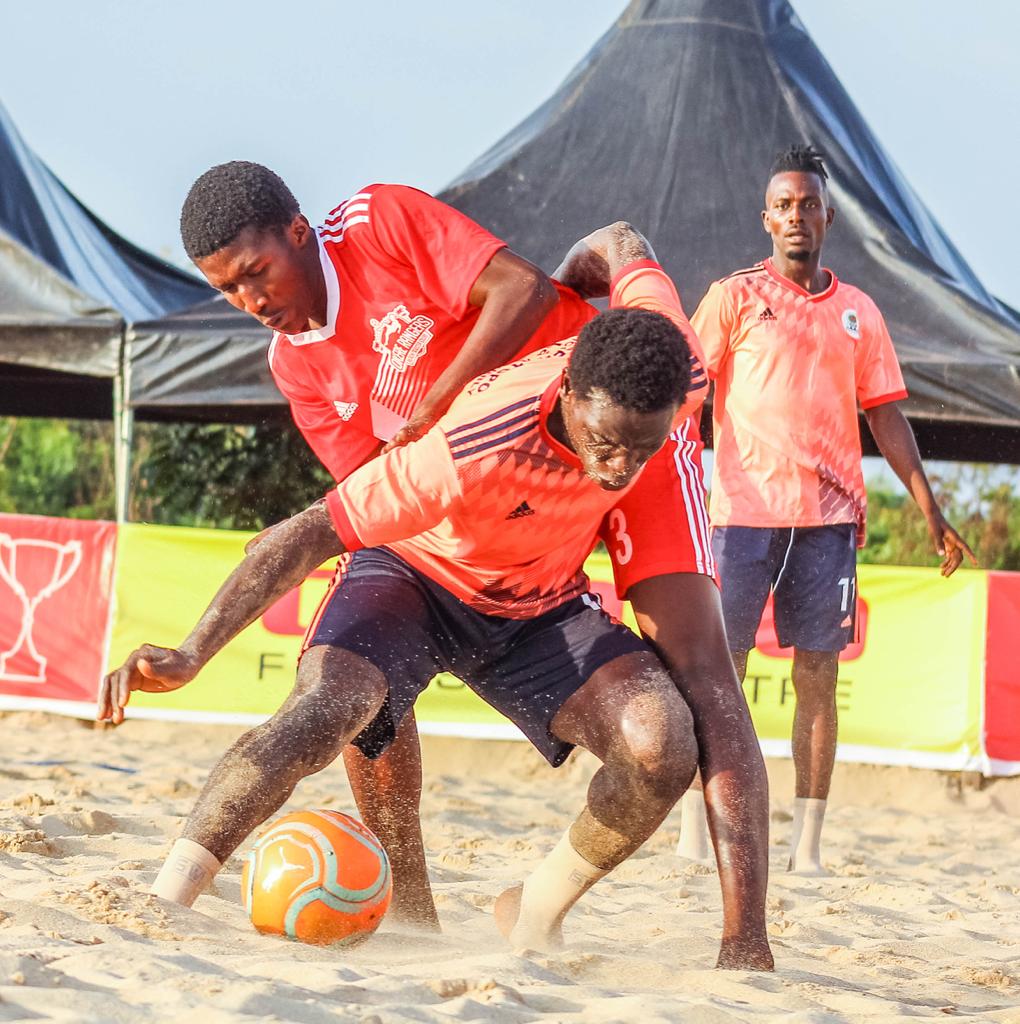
[493, 884, 565, 951]
[387, 894, 442, 933]
[717, 934, 775, 972]
[787, 856, 830, 877]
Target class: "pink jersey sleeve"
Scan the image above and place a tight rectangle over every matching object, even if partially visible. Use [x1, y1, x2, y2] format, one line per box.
[326, 427, 462, 551]
[855, 303, 908, 409]
[690, 280, 736, 381]
[609, 259, 709, 419]
[364, 185, 506, 320]
[270, 353, 379, 482]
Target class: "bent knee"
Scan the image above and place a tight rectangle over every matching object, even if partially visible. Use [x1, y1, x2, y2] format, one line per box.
[618, 688, 698, 802]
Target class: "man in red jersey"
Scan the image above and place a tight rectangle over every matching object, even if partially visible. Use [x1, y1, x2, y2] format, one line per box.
[143, 164, 770, 968]
[100, 241, 706, 953]
[684, 145, 975, 874]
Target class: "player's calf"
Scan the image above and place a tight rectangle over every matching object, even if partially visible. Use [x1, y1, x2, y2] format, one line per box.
[152, 647, 388, 906]
[499, 655, 697, 949]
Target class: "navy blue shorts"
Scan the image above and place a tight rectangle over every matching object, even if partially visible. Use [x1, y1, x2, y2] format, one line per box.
[711, 525, 858, 653]
[308, 548, 650, 766]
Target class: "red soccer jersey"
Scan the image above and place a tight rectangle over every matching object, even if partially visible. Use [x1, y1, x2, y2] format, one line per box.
[325, 262, 705, 618]
[692, 259, 907, 543]
[268, 184, 598, 482]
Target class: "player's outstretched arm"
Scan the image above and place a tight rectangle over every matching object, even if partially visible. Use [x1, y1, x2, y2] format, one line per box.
[97, 502, 343, 724]
[552, 222, 657, 299]
[865, 402, 977, 576]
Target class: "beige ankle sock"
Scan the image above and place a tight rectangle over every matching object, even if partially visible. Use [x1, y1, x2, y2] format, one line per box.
[510, 831, 608, 949]
[676, 789, 711, 862]
[788, 797, 827, 874]
[151, 838, 221, 905]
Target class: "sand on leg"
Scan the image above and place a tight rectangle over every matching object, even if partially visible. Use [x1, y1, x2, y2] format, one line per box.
[495, 650, 697, 950]
[152, 645, 387, 905]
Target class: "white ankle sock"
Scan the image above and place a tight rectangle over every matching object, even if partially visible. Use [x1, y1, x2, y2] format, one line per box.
[676, 789, 711, 862]
[510, 831, 608, 948]
[151, 838, 221, 905]
[789, 797, 827, 873]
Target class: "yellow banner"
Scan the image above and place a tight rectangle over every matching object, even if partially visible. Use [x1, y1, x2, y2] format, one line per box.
[110, 524, 986, 768]
[741, 566, 986, 767]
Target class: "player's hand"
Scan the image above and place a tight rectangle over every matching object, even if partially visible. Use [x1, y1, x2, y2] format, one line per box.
[96, 645, 201, 725]
[925, 512, 977, 577]
[382, 414, 433, 452]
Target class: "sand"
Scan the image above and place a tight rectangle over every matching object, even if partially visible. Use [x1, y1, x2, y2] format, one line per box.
[1, 711, 1019, 1023]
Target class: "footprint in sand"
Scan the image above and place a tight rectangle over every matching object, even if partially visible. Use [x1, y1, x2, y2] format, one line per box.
[38, 810, 118, 837]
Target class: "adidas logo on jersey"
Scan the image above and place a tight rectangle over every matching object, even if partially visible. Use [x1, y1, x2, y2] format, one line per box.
[333, 401, 359, 421]
[758, 306, 778, 321]
[506, 501, 535, 519]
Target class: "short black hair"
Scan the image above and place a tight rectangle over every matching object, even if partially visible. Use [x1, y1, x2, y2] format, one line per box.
[568, 308, 691, 413]
[180, 161, 300, 261]
[769, 144, 828, 184]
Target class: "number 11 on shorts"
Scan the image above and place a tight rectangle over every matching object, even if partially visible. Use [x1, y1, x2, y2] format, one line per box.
[837, 575, 855, 613]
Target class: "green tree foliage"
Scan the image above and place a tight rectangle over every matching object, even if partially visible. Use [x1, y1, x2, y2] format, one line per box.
[861, 466, 1020, 571]
[0, 417, 115, 520]
[131, 421, 332, 529]
[2, 417, 1018, 569]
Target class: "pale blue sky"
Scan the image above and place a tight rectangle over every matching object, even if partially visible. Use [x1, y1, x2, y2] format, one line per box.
[2, 1, 1018, 309]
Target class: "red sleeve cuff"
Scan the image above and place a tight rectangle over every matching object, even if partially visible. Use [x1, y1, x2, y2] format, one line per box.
[861, 388, 908, 410]
[325, 489, 365, 552]
[609, 258, 663, 295]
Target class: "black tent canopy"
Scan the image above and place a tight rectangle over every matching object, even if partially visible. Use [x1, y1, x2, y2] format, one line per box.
[0, 99, 210, 421]
[438, 0, 1020, 461]
[127, 297, 275, 423]
[124, 0, 1020, 461]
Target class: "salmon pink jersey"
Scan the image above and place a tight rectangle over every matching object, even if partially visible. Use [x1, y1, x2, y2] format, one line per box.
[267, 184, 597, 482]
[325, 262, 706, 618]
[692, 259, 906, 544]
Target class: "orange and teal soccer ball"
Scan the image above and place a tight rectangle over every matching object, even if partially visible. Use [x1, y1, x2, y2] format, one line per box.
[241, 809, 392, 945]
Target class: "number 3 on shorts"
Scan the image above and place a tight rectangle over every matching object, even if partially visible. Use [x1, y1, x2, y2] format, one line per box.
[608, 509, 633, 566]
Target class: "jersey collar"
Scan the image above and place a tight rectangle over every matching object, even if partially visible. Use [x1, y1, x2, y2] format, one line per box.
[538, 373, 583, 470]
[277, 234, 341, 347]
[763, 257, 839, 301]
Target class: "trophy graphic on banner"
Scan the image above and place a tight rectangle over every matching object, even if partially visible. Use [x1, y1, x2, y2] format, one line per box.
[0, 534, 83, 683]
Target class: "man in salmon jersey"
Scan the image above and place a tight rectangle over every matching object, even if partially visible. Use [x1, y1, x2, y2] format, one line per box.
[685, 145, 975, 874]
[99, 241, 719, 954]
[165, 164, 772, 968]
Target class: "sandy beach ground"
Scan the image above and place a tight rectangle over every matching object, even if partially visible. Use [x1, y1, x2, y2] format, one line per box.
[1, 711, 1019, 1023]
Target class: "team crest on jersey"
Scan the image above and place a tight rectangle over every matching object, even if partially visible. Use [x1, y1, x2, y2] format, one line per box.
[841, 309, 861, 340]
[370, 304, 435, 372]
[333, 401, 359, 421]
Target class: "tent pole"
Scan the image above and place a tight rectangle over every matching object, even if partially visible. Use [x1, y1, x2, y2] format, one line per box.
[113, 331, 134, 524]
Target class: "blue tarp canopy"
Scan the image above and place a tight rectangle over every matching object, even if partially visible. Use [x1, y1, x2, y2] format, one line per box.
[0, 100, 210, 416]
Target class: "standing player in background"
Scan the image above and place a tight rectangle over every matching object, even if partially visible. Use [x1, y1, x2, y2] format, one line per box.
[685, 145, 975, 874]
[168, 165, 772, 968]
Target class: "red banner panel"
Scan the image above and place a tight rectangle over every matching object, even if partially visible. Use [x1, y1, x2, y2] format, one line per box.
[984, 572, 1020, 763]
[0, 513, 117, 705]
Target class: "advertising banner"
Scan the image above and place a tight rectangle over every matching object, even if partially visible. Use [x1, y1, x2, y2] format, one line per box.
[108, 524, 992, 772]
[983, 572, 1020, 773]
[0, 513, 117, 711]
[742, 567, 987, 770]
